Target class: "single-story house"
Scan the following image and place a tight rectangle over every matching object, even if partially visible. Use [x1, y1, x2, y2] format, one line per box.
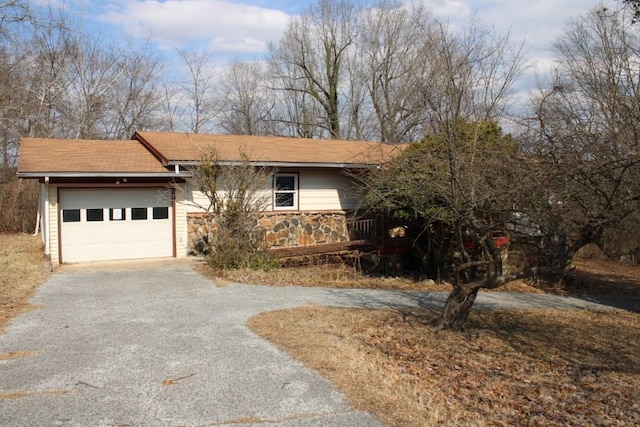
[17, 131, 402, 265]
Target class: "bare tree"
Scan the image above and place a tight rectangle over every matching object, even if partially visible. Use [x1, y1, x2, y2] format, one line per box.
[176, 48, 220, 134]
[622, 0, 640, 22]
[63, 33, 128, 139]
[22, 10, 75, 138]
[269, 61, 324, 138]
[0, 49, 23, 167]
[104, 40, 164, 139]
[358, 0, 434, 142]
[0, 0, 30, 43]
[0, 0, 32, 167]
[158, 76, 182, 132]
[528, 6, 640, 271]
[216, 60, 277, 135]
[269, 0, 361, 139]
[418, 19, 526, 135]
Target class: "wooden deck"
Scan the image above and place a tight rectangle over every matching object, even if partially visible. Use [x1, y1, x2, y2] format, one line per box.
[269, 240, 373, 259]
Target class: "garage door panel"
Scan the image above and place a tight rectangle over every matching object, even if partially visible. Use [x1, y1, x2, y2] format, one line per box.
[59, 189, 174, 263]
[60, 189, 172, 209]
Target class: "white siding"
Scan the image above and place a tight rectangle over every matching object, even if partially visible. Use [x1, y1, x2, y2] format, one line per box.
[174, 187, 189, 257]
[298, 169, 358, 211]
[48, 185, 59, 265]
[183, 182, 272, 213]
[185, 168, 360, 213]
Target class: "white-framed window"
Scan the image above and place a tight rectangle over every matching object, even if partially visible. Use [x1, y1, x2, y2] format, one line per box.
[274, 173, 298, 210]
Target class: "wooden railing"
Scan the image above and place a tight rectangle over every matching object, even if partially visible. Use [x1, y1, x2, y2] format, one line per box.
[348, 218, 377, 243]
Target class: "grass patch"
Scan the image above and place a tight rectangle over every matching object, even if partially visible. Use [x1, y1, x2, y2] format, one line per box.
[249, 306, 640, 426]
[206, 261, 544, 293]
[0, 233, 50, 333]
[204, 256, 640, 296]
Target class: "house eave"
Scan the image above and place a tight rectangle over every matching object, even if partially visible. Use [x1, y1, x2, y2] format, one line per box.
[169, 160, 379, 169]
[16, 172, 189, 179]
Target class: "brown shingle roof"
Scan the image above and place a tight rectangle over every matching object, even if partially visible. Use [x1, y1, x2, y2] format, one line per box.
[134, 131, 403, 166]
[18, 138, 170, 175]
[17, 133, 406, 177]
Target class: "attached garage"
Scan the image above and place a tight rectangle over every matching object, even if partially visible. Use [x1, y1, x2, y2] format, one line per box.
[58, 188, 175, 263]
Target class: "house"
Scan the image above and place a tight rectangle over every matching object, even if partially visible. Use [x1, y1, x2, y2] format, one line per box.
[17, 131, 402, 265]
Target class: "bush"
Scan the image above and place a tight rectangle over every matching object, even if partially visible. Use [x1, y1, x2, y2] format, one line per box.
[204, 211, 280, 272]
[187, 148, 279, 272]
[0, 168, 39, 233]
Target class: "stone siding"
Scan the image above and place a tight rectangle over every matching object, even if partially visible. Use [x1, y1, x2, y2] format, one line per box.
[187, 211, 350, 254]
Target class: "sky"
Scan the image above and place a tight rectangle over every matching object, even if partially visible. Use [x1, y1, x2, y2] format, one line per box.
[53, 0, 619, 59]
[38, 0, 621, 96]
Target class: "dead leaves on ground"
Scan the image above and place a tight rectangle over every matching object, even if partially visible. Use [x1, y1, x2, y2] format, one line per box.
[251, 307, 640, 426]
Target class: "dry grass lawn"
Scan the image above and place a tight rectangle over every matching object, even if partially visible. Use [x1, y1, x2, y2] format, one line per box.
[249, 307, 640, 426]
[214, 255, 640, 296]
[210, 262, 544, 293]
[0, 233, 50, 333]
[245, 258, 640, 426]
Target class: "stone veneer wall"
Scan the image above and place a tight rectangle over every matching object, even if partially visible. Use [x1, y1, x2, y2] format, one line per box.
[187, 211, 350, 254]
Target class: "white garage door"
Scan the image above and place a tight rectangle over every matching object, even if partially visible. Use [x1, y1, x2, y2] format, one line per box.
[59, 188, 174, 263]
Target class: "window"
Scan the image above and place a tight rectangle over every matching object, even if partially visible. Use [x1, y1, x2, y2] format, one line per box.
[131, 207, 148, 220]
[109, 208, 126, 221]
[62, 209, 81, 223]
[152, 207, 169, 219]
[274, 173, 298, 210]
[86, 208, 104, 222]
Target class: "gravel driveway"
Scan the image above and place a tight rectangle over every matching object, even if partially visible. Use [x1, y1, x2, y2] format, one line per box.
[0, 260, 623, 426]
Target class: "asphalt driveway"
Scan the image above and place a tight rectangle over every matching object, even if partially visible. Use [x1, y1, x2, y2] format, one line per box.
[0, 260, 626, 426]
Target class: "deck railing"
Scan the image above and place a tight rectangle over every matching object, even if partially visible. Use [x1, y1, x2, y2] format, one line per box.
[348, 218, 377, 243]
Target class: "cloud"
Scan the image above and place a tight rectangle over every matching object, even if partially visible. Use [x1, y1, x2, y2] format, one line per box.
[96, 0, 292, 54]
[421, 0, 616, 65]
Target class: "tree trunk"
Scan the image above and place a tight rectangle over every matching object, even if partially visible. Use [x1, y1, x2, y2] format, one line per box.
[440, 284, 480, 331]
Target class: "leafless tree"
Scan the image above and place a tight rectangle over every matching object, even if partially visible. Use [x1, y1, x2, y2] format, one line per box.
[176, 48, 220, 134]
[0, 0, 32, 167]
[216, 60, 278, 135]
[527, 6, 640, 271]
[103, 40, 164, 139]
[22, 10, 75, 139]
[269, 62, 324, 138]
[358, 0, 434, 142]
[158, 77, 182, 132]
[269, 0, 361, 139]
[0, 0, 30, 42]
